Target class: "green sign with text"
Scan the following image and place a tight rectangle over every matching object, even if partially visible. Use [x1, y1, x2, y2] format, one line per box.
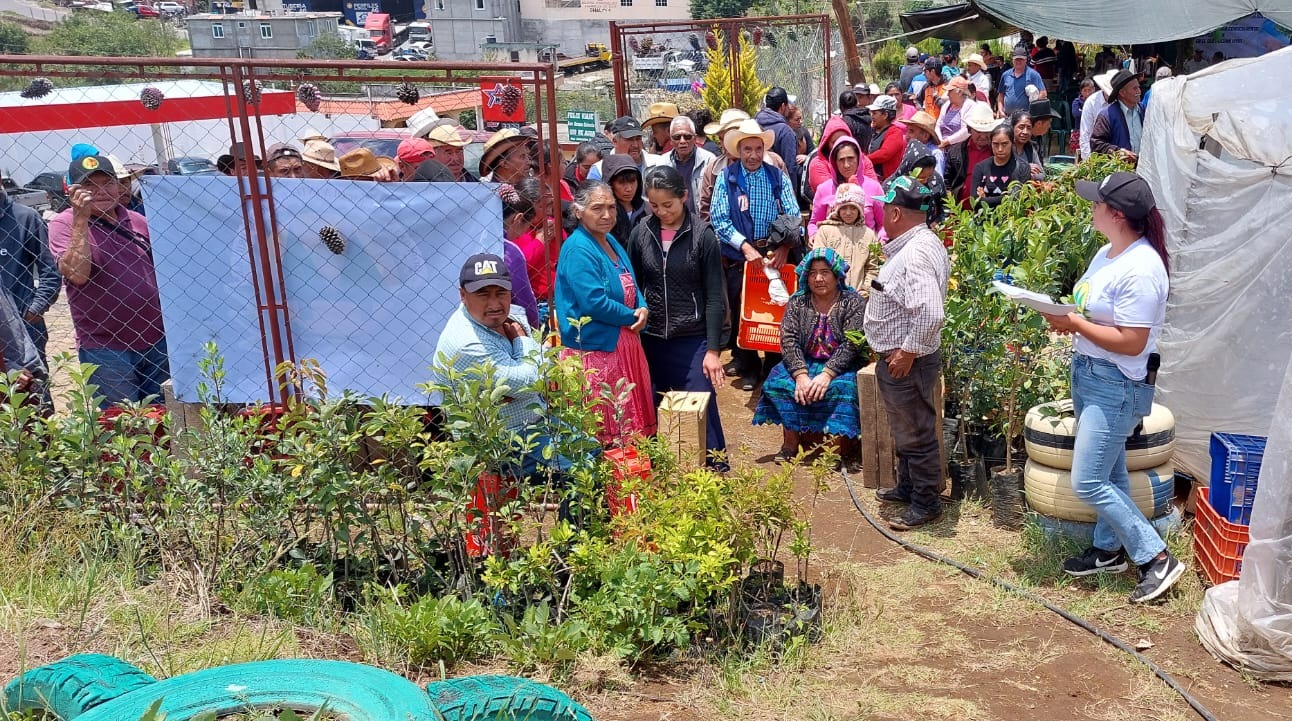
[567, 110, 599, 142]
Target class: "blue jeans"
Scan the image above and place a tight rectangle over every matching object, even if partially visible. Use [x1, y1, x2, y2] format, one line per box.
[1070, 354, 1163, 565]
[79, 340, 170, 408]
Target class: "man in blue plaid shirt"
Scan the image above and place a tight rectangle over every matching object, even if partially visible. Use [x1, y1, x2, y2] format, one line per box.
[710, 119, 800, 391]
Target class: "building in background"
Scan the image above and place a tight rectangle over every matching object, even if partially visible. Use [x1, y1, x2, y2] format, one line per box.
[518, 0, 688, 55]
[187, 11, 344, 59]
[422, 0, 522, 61]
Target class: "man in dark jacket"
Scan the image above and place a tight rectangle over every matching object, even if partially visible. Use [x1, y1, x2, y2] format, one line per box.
[0, 187, 60, 369]
[0, 287, 45, 396]
[898, 46, 924, 93]
[755, 87, 801, 202]
[1090, 69, 1144, 164]
[837, 90, 874, 153]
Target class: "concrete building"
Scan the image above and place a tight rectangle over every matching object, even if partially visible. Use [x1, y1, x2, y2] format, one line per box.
[423, 0, 523, 61]
[187, 11, 345, 60]
[518, 0, 689, 55]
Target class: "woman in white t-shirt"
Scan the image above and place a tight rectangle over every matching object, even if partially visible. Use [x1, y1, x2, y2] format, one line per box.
[1040, 171, 1184, 604]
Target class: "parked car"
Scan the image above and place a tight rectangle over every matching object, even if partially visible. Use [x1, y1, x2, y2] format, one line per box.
[125, 3, 161, 18]
[24, 172, 69, 212]
[2, 178, 51, 213]
[165, 156, 217, 175]
[393, 48, 429, 62]
[355, 39, 378, 60]
[155, 1, 185, 16]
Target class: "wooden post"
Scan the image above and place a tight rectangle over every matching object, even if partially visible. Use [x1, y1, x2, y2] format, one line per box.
[831, 0, 865, 86]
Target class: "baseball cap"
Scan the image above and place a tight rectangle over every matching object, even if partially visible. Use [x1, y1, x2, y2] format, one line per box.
[608, 116, 643, 139]
[459, 253, 511, 292]
[1012, 47, 1029, 59]
[865, 95, 898, 113]
[396, 138, 436, 164]
[1075, 172, 1156, 220]
[872, 175, 936, 212]
[67, 155, 117, 184]
[267, 143, 302, 163]
[923, 57, 942, 72]
[906, 46, 919, 60]
[229, 142, 261, 163]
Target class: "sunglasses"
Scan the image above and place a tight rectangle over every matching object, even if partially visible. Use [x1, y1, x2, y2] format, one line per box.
[671, 133, 694, 140]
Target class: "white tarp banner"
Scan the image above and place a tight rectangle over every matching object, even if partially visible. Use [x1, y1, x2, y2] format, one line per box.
[1139, 45, 1292, 679]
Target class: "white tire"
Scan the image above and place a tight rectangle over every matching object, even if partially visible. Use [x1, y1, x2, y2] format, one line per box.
[1023, 399, 1175, 471]
[1023, 459, 1175, 522]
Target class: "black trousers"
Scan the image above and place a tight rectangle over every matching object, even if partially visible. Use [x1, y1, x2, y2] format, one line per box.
[876, 350, 943, 513]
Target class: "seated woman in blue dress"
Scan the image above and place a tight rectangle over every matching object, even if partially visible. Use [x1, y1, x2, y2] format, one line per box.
[753, 246, 868, 465]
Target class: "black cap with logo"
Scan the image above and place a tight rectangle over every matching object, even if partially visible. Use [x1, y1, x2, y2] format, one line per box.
[67, 155, 117, 184]
[1075, 172, 1156, 220]
[607, 116, 643, 139]
[459, 253, 511, 292]
[872, 175, 936, 213]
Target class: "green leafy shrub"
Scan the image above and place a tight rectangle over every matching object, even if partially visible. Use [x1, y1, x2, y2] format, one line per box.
[372, 593, 500, 667]
[235, 565, 334, 624]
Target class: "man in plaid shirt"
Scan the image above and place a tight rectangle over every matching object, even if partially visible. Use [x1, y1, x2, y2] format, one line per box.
[863, 176, 950, 530]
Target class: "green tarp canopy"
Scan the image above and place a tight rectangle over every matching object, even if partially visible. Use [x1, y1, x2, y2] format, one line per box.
[900, 0, 1292, 44]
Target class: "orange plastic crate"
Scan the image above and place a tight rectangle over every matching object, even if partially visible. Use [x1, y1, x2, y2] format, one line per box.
[1193, 488, 1249, 586]
[604, 446, 651, 518]
[737, 263, 798, 353]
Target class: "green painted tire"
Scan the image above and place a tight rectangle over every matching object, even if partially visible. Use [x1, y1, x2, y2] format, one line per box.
[3, 654, 158, 720]
[77, 659, 436, 721]
[425, 675, 594, 721]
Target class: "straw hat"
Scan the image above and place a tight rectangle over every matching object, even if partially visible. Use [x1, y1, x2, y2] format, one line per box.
[338, 148, 398, 178]
[478, 128, 531, 177]
[301, 139, 341, 171]
[641, 101, 680, 129]
[704, 108, 750, 136]
[963, 102, 1002, 133]
[426, 125, 469, 148]
[299, 128, 328, 144]
[898, 110, 938, 138]
[966, 53, 986, 71]
[722, 118, 775, 158]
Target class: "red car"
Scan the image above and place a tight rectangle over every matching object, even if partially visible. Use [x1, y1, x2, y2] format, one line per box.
[128, 4, 161, 18]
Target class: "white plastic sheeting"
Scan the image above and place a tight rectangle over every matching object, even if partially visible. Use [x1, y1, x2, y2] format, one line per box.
[1139, 46, 1292, 678]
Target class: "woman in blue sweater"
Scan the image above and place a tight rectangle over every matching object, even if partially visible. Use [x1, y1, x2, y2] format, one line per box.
[554, 181, 656, 442]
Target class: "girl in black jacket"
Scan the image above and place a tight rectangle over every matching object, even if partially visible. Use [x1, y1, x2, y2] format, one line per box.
[625, 166, 729, 471]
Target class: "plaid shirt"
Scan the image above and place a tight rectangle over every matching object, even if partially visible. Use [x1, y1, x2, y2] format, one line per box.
[863, 224, 950, 356]
[710, 162, 799, 251]
[432, 304, 543, 432]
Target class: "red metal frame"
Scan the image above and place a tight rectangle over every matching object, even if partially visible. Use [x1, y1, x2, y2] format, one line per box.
[609, 14, 833, 119]
[0, 55, 562, 404]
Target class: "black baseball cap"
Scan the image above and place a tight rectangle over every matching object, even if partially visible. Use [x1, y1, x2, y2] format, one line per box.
[460, 253, 511, 292]
[67, 155, 117, 184]
[607, 116, 643, 139]
[872, 175, 936, 212]
[923, 57, 942, 72]
[1075, 172, 1156, 220]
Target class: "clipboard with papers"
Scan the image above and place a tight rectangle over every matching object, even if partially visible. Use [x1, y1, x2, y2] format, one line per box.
[991, 280, 1078, 315]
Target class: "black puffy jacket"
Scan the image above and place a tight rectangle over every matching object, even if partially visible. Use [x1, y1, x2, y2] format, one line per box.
[625, 211, 725, 349]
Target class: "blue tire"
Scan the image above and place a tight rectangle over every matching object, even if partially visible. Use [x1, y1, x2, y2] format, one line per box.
[3, 654, 157, 720]
[426, 675, 594, 721]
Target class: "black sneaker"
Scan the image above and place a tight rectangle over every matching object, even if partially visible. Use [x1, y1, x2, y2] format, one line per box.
[1062, 546, 1129, 577]
[723, 361, 744, 378]
[876, 487, 911, 504]
[888, 505, 943, 531]
[1129, 553, 1185, 604]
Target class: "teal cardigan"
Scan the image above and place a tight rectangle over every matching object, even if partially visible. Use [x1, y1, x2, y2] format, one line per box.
[554, 225, 648, 352]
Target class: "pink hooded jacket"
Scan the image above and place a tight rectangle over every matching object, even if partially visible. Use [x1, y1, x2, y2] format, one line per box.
[806, 116, 877, 200]
[807, 135, 884, 239]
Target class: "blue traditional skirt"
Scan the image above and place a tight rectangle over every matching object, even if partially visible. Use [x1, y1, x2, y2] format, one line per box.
[752, 359, 861, 438]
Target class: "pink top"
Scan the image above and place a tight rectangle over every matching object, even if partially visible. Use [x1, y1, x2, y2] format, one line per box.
[47, 206, 164, 351]
[807, 174, 884, 240]
[515, 229, 557, 298]
[660, 227, 677, 253]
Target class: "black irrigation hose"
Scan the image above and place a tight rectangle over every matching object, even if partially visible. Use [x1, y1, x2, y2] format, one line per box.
[839, 469, 1220, 721]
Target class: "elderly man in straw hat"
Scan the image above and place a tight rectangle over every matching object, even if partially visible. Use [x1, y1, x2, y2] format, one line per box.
[943, 102, 1001, 206]
[1078, 69, 1118, 161]
[697, 109, 788, 225]
[301, 138, 341, 180]
[478, 128, 535, 185]
[896, 110, 945, 177]
[965, 52, 991, 98]
[709, 118, 800, 391]
[423, 125, 476, 182]
[641, 101, 680, 155]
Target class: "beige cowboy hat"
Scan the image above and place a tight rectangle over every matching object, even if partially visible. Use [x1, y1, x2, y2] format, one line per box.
[963, 102, 1003, 133]
[966, 53, 986, 71]
[478, 128, 532, 177]
[337, 148, 398, 178]
[722, 118, 775, 158]
[704, 108, 750, 136]
[301, 138, 341, 172]
[426, 124, 470, 148]
[299, 127, 328, 144]
[641, 101, 680, 129]
[898, 110, 938, 138]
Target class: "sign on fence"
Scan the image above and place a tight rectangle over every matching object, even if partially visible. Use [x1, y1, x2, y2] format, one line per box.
[567, 110, 599, 142]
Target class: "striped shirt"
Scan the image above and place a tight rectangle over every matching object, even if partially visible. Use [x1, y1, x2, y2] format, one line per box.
[432, 304, 543, 432]
[863, 225, 950, 356]
[710, 162, 799, 251]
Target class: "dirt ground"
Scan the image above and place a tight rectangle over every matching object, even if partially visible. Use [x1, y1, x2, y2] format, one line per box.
[14, 314, 1292, 720]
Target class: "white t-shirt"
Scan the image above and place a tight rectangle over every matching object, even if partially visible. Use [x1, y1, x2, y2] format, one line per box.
[1072, 238, 1168, 380]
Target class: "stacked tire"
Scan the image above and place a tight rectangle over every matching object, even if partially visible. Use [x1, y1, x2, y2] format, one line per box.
[1022, 400, 1181, 541]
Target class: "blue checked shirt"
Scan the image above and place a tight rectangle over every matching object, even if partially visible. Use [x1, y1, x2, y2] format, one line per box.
[432, 304, 543, 432]
[710, 162, 799, 251]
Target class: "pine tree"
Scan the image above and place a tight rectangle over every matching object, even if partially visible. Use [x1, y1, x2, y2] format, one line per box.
[701, 30, 767, 117]
[737, 32, 768, 115]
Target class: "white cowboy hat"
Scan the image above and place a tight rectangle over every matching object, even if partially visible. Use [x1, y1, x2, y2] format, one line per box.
[966, 53, 986, 71]
[1093, 68, 1119, 97]
[722, 118, 774, 158]
[704, 108, 750, 136]
[963, 102, 1002, 133]
[301, 139, 341, 172]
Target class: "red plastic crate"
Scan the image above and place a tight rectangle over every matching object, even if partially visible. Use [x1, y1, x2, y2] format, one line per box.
[1193, 488, 1249, 586]
[737, 263, 798, 353]
[604, 446, 652, 518]
[464, 472, 519, 558]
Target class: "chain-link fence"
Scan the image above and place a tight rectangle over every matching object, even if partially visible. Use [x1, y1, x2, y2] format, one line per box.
[0, 56, 562, 410]
[609, 15, 835, 134]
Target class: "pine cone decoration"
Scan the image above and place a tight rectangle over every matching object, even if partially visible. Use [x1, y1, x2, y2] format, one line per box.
[139, 86, 165, 111]
[21, 77, 53, 99]
[704, 31, 718, 51]
[395, 82, 419, 105]
[751, 27, 764, 45]
[498, 84, 522, 116]
[319, 226, 345, 255]
[296, 83, 322, 112]
[243, 79, 262, 106]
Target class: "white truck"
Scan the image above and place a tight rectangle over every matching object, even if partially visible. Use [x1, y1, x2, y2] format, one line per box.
[632, 50, 695, 78]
